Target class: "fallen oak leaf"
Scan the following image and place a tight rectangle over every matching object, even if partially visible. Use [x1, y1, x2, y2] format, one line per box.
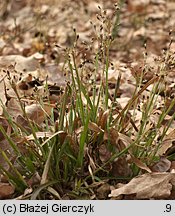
[109, 172, 175, 199]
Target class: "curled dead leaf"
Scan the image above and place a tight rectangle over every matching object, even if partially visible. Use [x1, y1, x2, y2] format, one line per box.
[151, 157, 171, 172]
[88, 122, 103, 133]
[99, 110, 109, 130]
[157, 129, 175, 156]
[130, 157, 152, 173]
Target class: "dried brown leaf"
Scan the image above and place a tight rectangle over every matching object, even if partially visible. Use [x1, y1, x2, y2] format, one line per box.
[0, 183, 15, 199]
[97, 183, 111, 199]
[99, 110, 109, 130]
[112, 157, 132, 177]
[25, 103, 53, 124]
[103, 128, 119, 145]
[157, 129, 175, 156]
[99, 144, 112, 162]
[130, 157, 152, 173]
[109, 173, 175, 199]
[27, 172, 41, 187]
[88, 122, 103, 133]
[6, 98, 22, 118]
[118, 133, 132, 151]
[0, 55, 39, 73]
[0, 75, 6, 115]
[151, 157, 171, 172]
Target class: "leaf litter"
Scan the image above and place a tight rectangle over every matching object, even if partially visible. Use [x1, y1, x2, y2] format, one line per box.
[0, 0, 175, 199]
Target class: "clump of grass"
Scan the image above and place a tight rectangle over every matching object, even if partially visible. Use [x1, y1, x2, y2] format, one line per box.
[0, 4, 175, 200]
